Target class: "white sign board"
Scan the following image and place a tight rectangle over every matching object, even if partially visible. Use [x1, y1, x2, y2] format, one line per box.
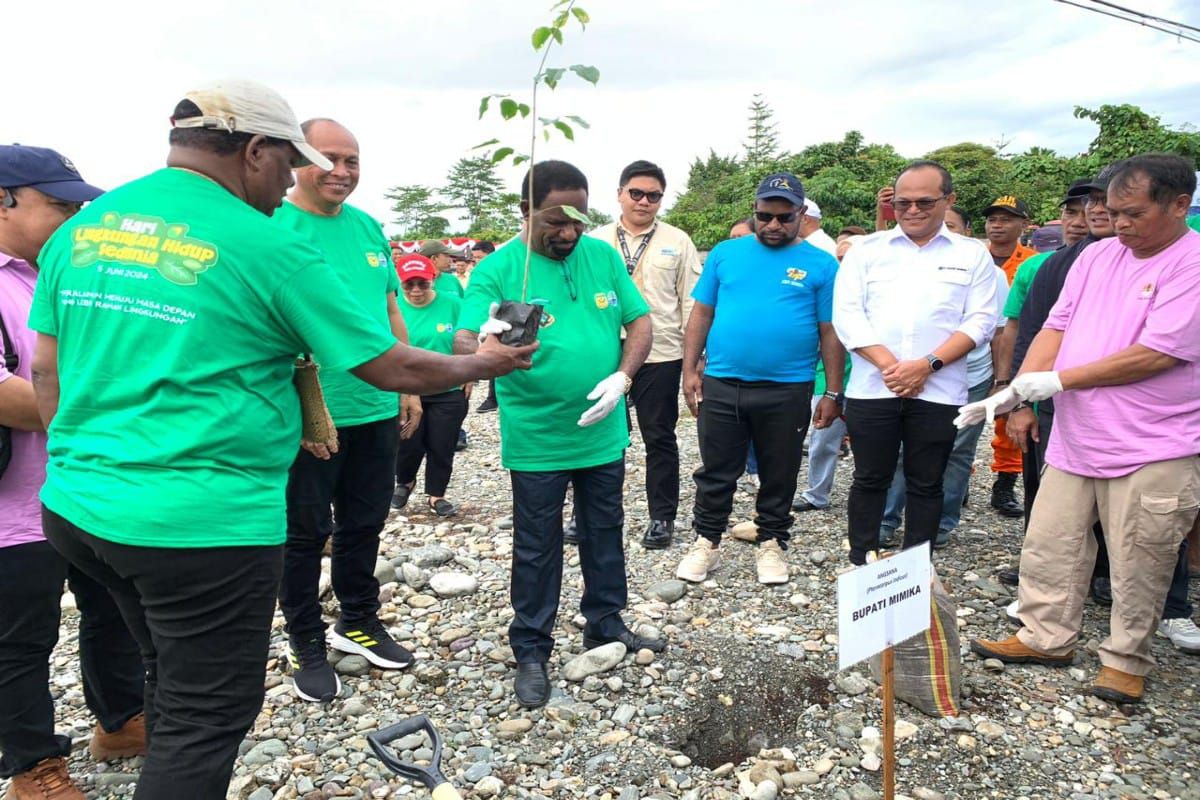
[837, 542, 932, 670]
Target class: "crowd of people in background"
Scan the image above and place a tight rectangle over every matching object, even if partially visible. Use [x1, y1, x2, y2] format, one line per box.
[1, 77, 1198, 798]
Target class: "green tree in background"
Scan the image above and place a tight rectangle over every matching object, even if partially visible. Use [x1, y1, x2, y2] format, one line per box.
[443, 155, 507, 232]
[385, 184, 451, 239]
[743, 94, 781, 168]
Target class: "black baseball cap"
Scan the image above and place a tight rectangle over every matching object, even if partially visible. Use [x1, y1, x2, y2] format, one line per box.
[756, 173, 805, 207]
[0, 145, 103, 202]
[982, 195, 1030, 219]
[1061, 178, 1095, 204]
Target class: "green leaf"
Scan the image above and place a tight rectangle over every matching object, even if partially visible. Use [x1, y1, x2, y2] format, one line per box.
[478, 96, 490, 119]
[532, 26, 553, 50]
[551, 0, 570, 8]
[553, 120, 575, 141]
[571, 7, 590, 26]
[544, 129, 551, 142]
[551, 27, 564, 45]
[500, 98, 519, 120]
[517, 103, 531, 118]
[559, 205, 592, 224]
[513, 155, 530, 166]
[473, 138, 501, 150]
[566, 114, 590, 129]
[554, 11, 568, 28]
[491, 147, 515, 163]
[569, 64, 600, 85]
[542, 67, 565, 89]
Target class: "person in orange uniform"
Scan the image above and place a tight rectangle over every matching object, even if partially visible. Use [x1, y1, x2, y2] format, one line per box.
[982, 196, 1036, 517]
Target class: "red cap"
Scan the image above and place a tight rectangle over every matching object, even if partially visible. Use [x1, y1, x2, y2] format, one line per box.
[395, 253, 436, 283]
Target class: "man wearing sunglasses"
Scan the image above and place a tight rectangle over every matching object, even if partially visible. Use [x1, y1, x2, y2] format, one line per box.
[833, 160, 998, 566]
[678, 173, 845, 586]
[589, 160, 703, 550]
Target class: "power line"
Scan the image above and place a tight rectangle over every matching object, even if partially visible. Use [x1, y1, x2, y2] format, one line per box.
[1088, 0, 1200, 33]
[1053, 0, 1200, 44]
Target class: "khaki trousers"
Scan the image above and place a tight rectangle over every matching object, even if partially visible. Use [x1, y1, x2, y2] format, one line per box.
[1016, 457, 1200, 675]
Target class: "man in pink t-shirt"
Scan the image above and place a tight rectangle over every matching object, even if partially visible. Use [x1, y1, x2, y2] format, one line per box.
[967, 154, 1200, 704]
[0, 146, 144, 798]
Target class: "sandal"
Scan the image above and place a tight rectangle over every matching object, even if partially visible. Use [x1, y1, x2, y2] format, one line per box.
[391, 482, 414, 509]
[428, 498, 457, 517]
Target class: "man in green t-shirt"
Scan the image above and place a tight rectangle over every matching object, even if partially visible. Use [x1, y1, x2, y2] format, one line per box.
[454, 160, 662, 709]
[28, 80, 537, 798]
[419, 240, 466, 298]
[272, 118, 423, 703]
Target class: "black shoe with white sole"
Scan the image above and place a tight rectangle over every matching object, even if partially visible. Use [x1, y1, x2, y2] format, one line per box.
[329, 619, 414, 669]
[286, 634, 341, 702]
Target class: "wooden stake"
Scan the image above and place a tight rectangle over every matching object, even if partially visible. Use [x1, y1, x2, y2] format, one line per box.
[881, 645, 895, 800]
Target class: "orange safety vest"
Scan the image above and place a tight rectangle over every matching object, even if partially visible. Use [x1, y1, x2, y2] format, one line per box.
[992, 242, 1037, 285]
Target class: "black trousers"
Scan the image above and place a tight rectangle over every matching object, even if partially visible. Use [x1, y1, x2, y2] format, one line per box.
[41, 508, 282, 799]
[509, 459, 628, 662]
[628, 359, 683, 522]
[395, 390, 468, 497]
[845, 397, 958, 565]
[692, 376, 812, 548]
[281, 416, 399, 641]
[1021, 407, 1110, 577]
[0, 540, 143, 778]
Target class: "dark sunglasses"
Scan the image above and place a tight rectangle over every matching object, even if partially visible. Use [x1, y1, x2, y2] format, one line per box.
[754, 210, 800, 225]
[893, 196, 947, 213]
[403, 279, 431, 290]
[627, 188, 664, 203]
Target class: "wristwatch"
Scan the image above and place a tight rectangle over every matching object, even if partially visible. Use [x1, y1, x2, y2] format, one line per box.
[823, 391, 845, 405]
[925, 354, 944, 372]
[993, 379, 1011, 387]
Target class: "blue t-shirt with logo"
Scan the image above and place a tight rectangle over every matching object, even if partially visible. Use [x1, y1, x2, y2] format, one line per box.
[693, 236, 837, 383]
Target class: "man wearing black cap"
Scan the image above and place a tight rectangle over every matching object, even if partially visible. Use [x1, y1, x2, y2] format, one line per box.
[26, 79, 536, 797]
[678, 173, 844, 585]
[0, 146, 146, 800]
[419, 240, 466, 298]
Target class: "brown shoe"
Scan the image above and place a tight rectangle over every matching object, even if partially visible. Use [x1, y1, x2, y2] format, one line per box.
[89, 711, 147, 760]
[4, 758, 84, 800]
[970, 635, 1074, 666]
[1092, 666, 1144, 704]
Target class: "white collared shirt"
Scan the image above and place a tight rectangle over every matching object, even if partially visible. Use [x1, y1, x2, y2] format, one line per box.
[804, 228, 838, 258]
[833, 225, 999, 405]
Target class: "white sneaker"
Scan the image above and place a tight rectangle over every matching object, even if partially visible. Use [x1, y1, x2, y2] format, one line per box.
[1157, 617, 1200, 654]
[1005, 599, 1022, 626]
[755, 539, 789, 585]
[677, 539, 720, 582]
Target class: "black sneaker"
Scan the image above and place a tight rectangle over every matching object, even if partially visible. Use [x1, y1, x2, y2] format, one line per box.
[476, 396, 498, 414]
[455, 429, 469, 452]
[286, 634, 341, 702]
[329, 619, 414, 669]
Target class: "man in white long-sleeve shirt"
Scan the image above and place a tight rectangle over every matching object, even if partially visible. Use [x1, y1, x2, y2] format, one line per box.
[833, 161, 998, 565]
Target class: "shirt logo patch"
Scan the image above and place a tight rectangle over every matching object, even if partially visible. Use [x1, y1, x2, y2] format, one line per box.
[595, 291, 619, 310]
[787, 268, 807, 281]
[70, 212, 219, 286]
[530, 297, 556, 329]
[1139, 283, 1155, 299]
[366, 251, 384, 268]
[659, 247, 678, 256]
[436, 322, 452, 333]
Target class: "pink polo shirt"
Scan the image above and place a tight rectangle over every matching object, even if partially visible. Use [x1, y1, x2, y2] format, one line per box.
[1044, 231, 1200, 479]
[0, 252, 47, 548]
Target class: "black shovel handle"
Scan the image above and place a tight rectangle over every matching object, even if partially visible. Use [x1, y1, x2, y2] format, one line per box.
[368, 714, 461, 799]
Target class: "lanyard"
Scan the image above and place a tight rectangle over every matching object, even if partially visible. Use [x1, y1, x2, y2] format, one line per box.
[616, 223, 657, 275]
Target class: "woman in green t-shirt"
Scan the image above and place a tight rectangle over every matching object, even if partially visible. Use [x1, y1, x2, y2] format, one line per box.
[392, 255, 469, 516]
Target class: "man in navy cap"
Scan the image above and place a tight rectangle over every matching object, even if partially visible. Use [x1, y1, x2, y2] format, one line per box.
[677, 173, 845, 586]
[0, 145, 146, 800]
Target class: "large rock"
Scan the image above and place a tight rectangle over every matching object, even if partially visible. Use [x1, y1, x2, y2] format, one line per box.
[373, 559, 396, 585]
[563, 641, 627, 681]
[405, 545, 455, 568]
[429, 571, 478, 598]
[334, 656, 370, 677]
[645, 580, 688, 604]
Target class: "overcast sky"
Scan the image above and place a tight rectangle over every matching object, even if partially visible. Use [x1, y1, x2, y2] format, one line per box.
[6, 0, 1198, 234]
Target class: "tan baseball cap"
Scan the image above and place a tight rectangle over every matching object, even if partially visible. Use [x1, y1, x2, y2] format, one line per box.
[171, 79, 333, 171]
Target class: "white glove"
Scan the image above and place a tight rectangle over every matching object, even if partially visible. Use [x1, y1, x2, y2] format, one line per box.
[1012, 371, 1064, 402]
[477, 302, 512, 344]
[953, 386, 1020, 429]
[577, 372, 629, 427]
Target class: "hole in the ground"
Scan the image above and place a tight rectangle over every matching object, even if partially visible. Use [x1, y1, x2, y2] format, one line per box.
[666, 636, 833, 770]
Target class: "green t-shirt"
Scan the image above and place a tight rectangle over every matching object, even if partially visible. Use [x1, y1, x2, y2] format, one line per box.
[435, 271, 464, 298]
[1188, 215, 1200, 233]
[29, 168, 396, 548]
[400, 291, 461, 356]
[459, 237, 650, 471]
[813, 358, 852, 396]
[273, 201, 399, 426]
[1003, 250, 1053, 319]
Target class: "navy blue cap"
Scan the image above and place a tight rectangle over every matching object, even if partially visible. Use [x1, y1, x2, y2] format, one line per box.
[756, 173, 805, 207]
[0, 145, 103, 202]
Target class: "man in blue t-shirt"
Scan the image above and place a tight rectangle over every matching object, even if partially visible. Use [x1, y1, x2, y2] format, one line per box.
[678, 173, 845, 586]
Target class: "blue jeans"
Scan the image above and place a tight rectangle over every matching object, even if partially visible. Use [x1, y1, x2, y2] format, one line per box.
[800, 397, 847, 508]
[881, 378, 992, 536]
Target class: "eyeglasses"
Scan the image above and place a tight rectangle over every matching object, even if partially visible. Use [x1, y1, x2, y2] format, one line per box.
[754, 210, 800, 225]
[627, 188, 664, 204]
[402, 280, 431, 290]
[893, 196, 947, 213]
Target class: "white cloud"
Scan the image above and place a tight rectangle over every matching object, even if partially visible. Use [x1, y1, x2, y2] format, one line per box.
[6, 0, 1197, 232]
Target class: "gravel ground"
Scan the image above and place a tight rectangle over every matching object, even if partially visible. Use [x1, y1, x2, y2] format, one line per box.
[15, 401, 1200, 800]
